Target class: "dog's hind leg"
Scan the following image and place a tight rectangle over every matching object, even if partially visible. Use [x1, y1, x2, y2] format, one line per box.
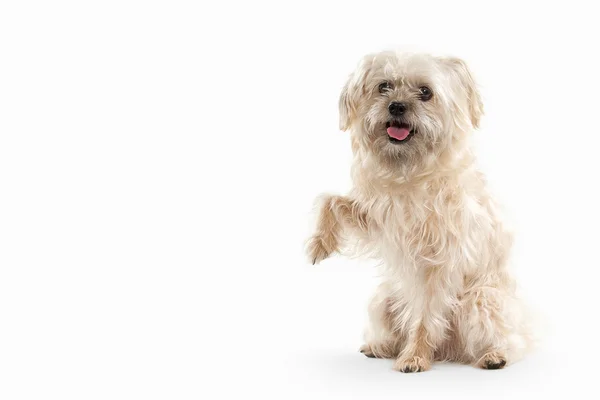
[455, 286, 517, 369]
[360, 285, 405, 359]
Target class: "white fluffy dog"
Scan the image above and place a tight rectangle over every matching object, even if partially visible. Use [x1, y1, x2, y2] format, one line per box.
[306, 51, 532, 372]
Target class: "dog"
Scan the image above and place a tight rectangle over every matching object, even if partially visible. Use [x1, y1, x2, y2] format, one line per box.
[306, 51, 532, 372]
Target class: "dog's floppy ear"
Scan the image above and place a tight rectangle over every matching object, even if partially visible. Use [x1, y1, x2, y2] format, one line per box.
[441, 57, 484, 129]
[339, 57, 373, 131]
[338, 77, 355, 131]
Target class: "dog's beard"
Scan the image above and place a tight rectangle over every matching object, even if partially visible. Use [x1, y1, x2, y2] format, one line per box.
[362, 115, 447, 167]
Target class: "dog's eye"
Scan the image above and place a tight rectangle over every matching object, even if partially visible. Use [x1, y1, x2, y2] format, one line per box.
[378, 81, 393, 93]
[419, 86, 433, 101]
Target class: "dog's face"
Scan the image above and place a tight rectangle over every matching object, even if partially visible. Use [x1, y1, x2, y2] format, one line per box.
[339, 52, 483, 166]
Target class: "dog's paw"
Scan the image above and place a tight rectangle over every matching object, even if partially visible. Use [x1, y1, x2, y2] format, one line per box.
[478, 351, 507, 370]
[359, 342, 399, 359]
[306, 235, 333, 265]
[393, 356, 430, 373]
[359, 344, 377, 358]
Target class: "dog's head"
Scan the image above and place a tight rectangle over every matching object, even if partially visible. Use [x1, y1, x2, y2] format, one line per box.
[339, 51, 482, 167]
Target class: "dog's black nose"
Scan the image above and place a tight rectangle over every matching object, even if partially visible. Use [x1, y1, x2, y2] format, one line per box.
[388, 102, 406, 116]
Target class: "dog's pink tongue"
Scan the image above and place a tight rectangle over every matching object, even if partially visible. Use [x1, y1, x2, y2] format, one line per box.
[387, 126, 410, 140]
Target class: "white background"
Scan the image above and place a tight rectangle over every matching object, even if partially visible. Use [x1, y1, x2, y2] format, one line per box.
[1, 1, 599, 399]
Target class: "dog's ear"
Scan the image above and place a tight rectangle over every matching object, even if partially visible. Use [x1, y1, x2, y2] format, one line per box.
[339, 57, 373, 131]
[339, 79, 355, 131]
[441, 57, 484, 129]
[338, 77, 355, 131]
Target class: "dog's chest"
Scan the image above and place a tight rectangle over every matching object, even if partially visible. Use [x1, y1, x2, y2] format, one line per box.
[381, 192, 455, 237]
[368, 186, 489, 268]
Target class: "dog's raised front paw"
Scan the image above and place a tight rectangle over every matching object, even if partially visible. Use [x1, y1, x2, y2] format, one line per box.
[306, 235, 333, 265]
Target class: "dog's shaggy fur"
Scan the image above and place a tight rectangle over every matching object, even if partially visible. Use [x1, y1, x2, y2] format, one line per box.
[306, 51, 533, 372]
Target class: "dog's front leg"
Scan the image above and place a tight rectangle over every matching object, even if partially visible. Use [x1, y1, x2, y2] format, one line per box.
[306, 195, 368, 264]
[393, 323, 434, 373]
[393, 267, 457, 372]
